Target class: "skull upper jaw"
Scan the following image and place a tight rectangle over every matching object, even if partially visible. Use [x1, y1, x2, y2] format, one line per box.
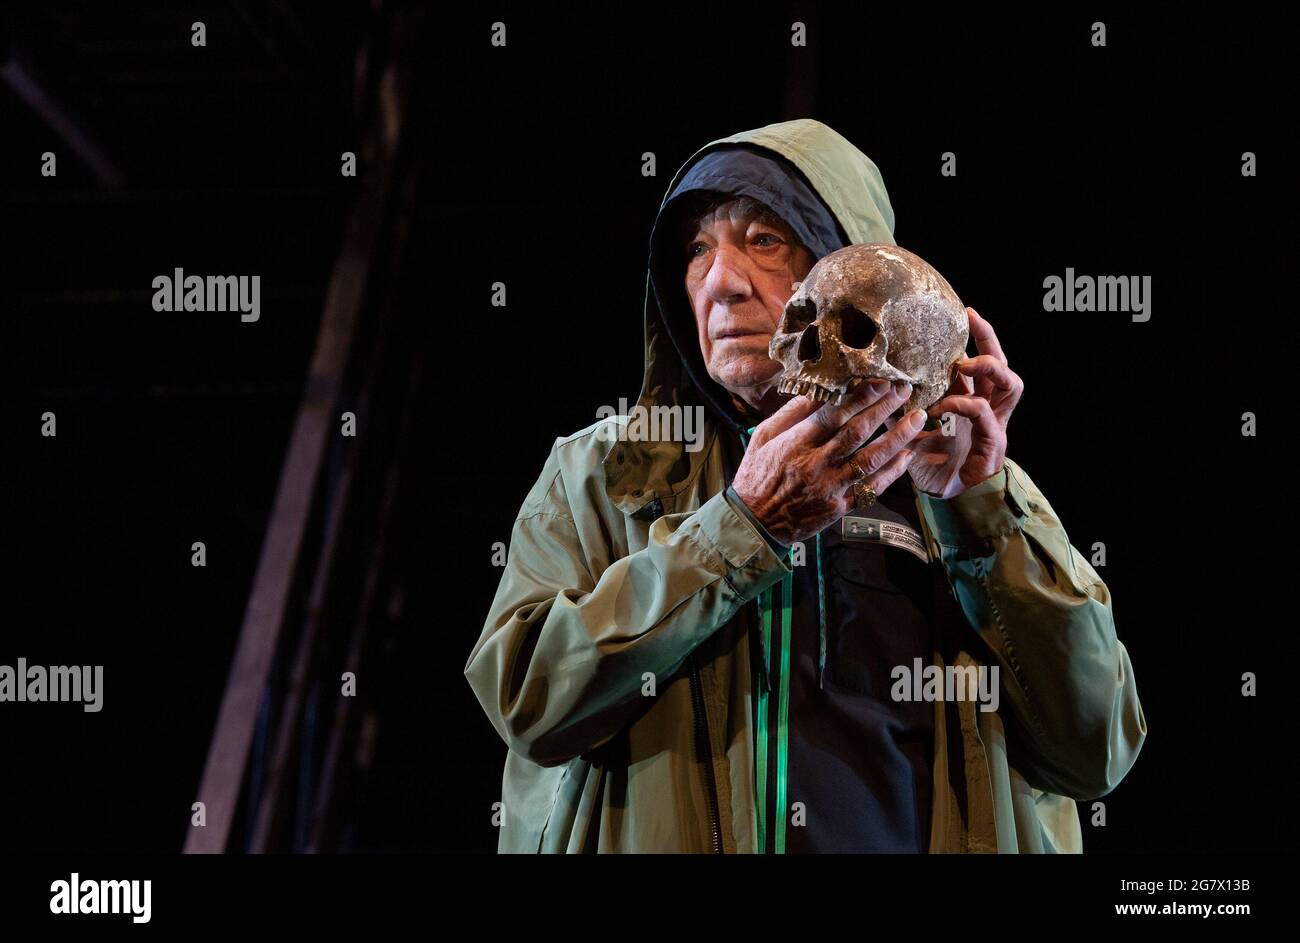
[773, 373, 941, 419]
[769, 326, 920, 408]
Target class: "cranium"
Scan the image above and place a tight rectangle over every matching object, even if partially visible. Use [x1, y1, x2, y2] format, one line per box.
[769, 244, 968, 415]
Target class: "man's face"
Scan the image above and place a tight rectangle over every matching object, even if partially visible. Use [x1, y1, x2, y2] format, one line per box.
[684, 200, 816, 406]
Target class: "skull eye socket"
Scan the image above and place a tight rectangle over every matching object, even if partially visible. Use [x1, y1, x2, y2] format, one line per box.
[782, 298, 817, 333]
[839, 306, 877, 349]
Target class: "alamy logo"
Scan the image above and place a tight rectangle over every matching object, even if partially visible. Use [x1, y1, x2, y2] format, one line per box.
[594, 399, 706, 453]
[0, 659, 103, 712]
[151, 268, 260, 322]
[50, 873, 151, 924]
[1043, 268, 1151, 322]
[891, 658, 1000, 713]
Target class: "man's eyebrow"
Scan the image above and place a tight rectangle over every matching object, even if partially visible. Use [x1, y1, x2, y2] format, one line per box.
[753, 211, 790, 230]
[683, 209, 790, 240]
[678, 194, 798, 253]
[681, 215, 711, 247]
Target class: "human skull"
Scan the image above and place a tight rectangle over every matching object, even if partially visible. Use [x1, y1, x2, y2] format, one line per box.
[769, 244, 968, 416]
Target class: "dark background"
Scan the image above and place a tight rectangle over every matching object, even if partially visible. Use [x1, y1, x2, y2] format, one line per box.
[0, 3, 1291, 853]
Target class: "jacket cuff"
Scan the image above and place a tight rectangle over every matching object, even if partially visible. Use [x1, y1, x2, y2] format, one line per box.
[692, 490, 789, 600]
[724, 484, 789, 555]
[917, 464, 1033, 549]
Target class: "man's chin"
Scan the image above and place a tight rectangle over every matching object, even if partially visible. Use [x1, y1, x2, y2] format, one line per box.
[710, 355, 782, 395]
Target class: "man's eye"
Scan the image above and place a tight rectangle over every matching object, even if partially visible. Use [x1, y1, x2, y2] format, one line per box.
[753, 233, 783, 247]
[687, 241, 709, 258]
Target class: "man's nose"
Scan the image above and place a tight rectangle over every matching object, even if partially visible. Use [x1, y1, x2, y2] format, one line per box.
[702, 243, 753, 305]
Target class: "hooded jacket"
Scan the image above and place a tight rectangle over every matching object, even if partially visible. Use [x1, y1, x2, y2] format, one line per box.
[465, 118, 1148, 853]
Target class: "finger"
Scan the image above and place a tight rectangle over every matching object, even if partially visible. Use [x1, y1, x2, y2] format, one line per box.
[955, 355, 1019, 393]
[949, 361, 974, 396]
[749, 392, 823, 449]
[837, 407, 926, 488]
[823, 380, 915, 460]
[886, 369, 965, 433]
[787, 377, 894, 446]
[967, 308, 1007, 365]
[955, 357, 1022, 425]
[843, 447, 914, 511]
[928, 394, 1001, 446]
[832, 398, 925, 473]
[871, 447, 915, 494]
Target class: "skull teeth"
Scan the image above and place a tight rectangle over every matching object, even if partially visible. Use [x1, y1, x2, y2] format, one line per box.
[779, 377, 846, 405]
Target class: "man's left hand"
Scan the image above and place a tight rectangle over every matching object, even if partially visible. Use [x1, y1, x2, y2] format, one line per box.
[890, 307, 1024, 499]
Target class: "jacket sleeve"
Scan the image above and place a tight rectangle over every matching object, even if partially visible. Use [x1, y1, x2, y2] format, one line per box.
[465, 437, 788, 767]
[917, 459, 1147, 800]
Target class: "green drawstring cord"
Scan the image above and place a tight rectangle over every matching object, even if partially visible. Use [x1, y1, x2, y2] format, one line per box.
[773, 565, 792, 853]
[740, 426, 797, 852]
[755, 585, 770, 853]
[738, 427, 772, 695]
[741, 426, 770, 853]
[754, 552, 793, 853]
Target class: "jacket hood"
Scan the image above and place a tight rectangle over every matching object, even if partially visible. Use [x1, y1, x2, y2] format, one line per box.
[604, 118, 897, 515]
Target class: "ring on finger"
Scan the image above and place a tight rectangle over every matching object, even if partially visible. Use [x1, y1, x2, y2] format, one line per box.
[853, 478, 878, 510]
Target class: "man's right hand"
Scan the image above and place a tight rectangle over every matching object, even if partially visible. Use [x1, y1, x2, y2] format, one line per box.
[731, 379, 928, 546]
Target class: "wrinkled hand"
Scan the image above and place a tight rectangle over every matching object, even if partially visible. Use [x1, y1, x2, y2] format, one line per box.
[890, 308, 1024, 499]
[732, 378, 927, 545]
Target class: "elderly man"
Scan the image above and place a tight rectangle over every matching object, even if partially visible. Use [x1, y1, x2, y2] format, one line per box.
[465, 118, 1146, 853]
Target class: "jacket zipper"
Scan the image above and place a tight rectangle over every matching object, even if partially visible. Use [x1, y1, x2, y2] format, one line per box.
[687, 652, 724, 854]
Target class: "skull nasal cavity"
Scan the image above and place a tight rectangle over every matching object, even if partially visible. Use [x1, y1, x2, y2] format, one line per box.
[840, 306, 877, 349]
[784, 299, 816, 331]
[797, 324, 821, 363]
